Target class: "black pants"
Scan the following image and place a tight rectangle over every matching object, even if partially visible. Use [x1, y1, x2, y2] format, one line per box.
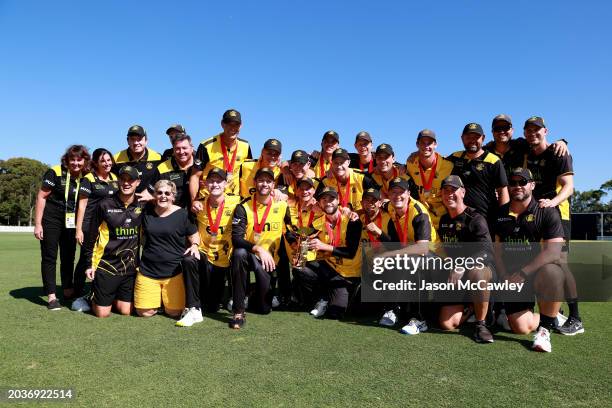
[40, 208, 77, 296]
[183, 255, 228, 312]
[73, 224, 98, 298]
[231, 248, 273, 315]
[293, 261, 359, 318]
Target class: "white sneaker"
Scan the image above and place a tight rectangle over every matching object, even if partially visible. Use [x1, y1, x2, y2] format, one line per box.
[71, 296, 91, 312]
[175, 307, 204, 327]
[555, 312, 568, 328]
[400, 318, 428, 335]
[272, 296, 280, 308]
[379, 310, 398, 327]
[496, 309, 511, 331]
[310, 299, 328, 318]
[532, 326, 552, 353]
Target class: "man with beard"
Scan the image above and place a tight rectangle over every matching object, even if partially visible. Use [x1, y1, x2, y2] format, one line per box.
[448, 123, 509, 232]
[293, 186, 363, 319]
[370, 143, 414, 200]
[495, 168, 566, 352]
[113, 125, 162, 194]
[177, 167, 242, 327]
[189, 109, 253, 201]
[406, 129, 454, 229]
[437, 175, 494, 343]
[145, 133, 195, 209]
[161, 124, 187, 161]
[279, 149, 317, 200]
[524, 116, 582, 335]
[230, 168, 290, 329]
[86, 166, 145, 318]
[312, 130, 341, 179]
[316, 148, 376, 212]
[239, 138, 284, 198]
[378, 177, 438, 332]
[484, 114, 568, 176]
[349, 131, 376, 174]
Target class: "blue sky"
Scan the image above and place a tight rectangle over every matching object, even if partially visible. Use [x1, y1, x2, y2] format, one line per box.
[1, 1, 610, 191]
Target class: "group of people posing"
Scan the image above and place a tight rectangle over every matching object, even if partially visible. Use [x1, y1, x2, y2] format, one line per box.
[33, 109, 583, 353]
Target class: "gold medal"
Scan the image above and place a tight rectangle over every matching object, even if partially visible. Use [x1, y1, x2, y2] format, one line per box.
[254, 232, 262, 243]
[226, 172, 233, 183]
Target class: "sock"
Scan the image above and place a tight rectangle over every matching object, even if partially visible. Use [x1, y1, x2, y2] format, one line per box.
[539, 314, 556, 331]
[567, 298, 580, 320]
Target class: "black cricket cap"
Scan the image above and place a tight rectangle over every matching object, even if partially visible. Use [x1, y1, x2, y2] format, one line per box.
[206, 167, 227, 180]
[322, 130, 339, 142]
[362, 187, 381, 200]
[524, 116, 546, 129]
[509, 167, 534, 182]
[375, 143, 395, 156]
[492, 114, 512, 127]
[441, 175, 464, 189]
[166, 124, 186, 135]
[297, 177, 315, 189]
[127, 125, 146, 138]
[316, 186, 338, 200]
[388, 177, 410, 191]
[417, 129, 437, 141]
[332, 148, 350, 161]
[355, 131, 372, 143]
[290, 150, 309, 164]
[263, 138, 282, 153]
[462, 123, 485, 136]
[254, 167, 275, 180]
[222, 109, 242, 124]
[118, 165, 140, 180]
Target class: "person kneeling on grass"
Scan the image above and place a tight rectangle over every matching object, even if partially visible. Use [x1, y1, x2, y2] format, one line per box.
[86, 166, 144, 318]
[494, 168, 566, 353]
[135, 180, 200, 319]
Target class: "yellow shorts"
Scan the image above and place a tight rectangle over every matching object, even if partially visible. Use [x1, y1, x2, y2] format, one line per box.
[134, 272, 185, 311]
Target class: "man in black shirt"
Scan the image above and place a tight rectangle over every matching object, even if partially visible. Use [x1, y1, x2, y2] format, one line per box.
[349, 131, 376, 174]
[113, 125, 162, 194]
[448, 123, 509, 232]
[437, 176, 494, 343]
[161, 124, 186, 161]
[494, 168, 565, 352]
[524, 115, 582, 335]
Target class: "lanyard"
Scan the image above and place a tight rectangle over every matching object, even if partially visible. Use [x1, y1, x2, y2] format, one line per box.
[319, 156, 329, 177]
[393, 201, 410, 244]
[253, 196, 273, 234]
[220, 138, 239, 173]
[334, 173, 352, 208]
[64, 171, 80, 212]
[359, 160, 374, 173]
[206, 197, 225, 235]
[325, 212, 342, 247]
[418, 154, 438, 192]
[297, 202, 315, 228]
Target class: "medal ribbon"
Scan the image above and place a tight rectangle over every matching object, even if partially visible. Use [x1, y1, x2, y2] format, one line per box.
[394, 200, 411, 244]
[334, 173, 352, 208]
[220, 138, 239, 174]
[206, 197, 225, 235]
[325, 212, 342, 247]
[418, 154, 438, 192]
[297, 202, 315, 228]
[359, 160, 374, 173]
[366, 211, 383, 243]
[253, 197, 273, 234]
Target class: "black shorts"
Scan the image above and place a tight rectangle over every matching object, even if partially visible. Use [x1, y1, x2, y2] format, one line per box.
[92, 271, 135, 307]
[504, 301, 535, 316]
[562, 219, 571, 253]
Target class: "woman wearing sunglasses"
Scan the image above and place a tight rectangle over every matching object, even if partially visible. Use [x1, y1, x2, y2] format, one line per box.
[135, 180, 200, 318]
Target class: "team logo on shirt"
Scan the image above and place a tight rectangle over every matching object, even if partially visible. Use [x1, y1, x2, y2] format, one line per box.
[146, 163, 153, 170]
[526, 214, 535, 222]
[134, 207, 142, 215]
[476, 163, 484, 171]
[456, 223, 462, 231]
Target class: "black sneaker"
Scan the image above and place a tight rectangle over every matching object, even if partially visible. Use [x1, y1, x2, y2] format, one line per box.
[47, 299, 61, 311]
[473, 322, 494, 343]
[229, 314, 246, 330]
[557, 316, 585, 336]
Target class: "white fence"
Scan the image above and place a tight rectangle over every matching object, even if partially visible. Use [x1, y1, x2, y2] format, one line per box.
[0, 226, 34, 233]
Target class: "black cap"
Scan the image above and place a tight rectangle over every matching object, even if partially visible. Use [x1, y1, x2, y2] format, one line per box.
[254, 167, 275, 180]
[322, 130, 339, 142]
[362, 187, 381, 200]
[441, 175, 464, 189]
[290, 150, 309, 164]
[166, 124, 186, 135]
[462, 123, 485, 136]
[316, 186, 338, 200]
[127, 125, 146, 138]
[355, 131, 372, 143]
[509, 167, 534, 182]
[206, 167, 227, 180]
[263, 138, 282, 153]
[388, 177, 410, 191]
[375, 143, 395, 156]
[492, 114, 512, 126]
[222, 109, 242, 124]
[297, 177, 315, 189]
[118, 165, 140, 180]
[332, 148, 350, 161]
[417, 129, 437, 141]
[524, 116, 546, 129]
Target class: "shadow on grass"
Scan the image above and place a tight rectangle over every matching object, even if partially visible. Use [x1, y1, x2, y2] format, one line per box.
[9, 286, 47, 306]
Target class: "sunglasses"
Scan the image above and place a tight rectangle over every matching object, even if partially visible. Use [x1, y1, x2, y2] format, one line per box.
[493, 125, 512, 132]
[509, 179, 529, 187]
[156, 190, 173, 196]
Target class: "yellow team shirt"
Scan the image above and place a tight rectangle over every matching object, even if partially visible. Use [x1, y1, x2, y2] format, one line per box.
[320, 169, 368, 211]
[284, 201, 322, 263]
[382, 198, 439, 244]
[313, 214, 362, 278]
[405, 152, 454, 229]
[238, 197, 288, 264]
[238, 159, 282, 198]
[196, 194, 241, 267]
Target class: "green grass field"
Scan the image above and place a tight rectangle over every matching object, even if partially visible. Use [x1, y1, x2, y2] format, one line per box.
[1, 233, 611, 407]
